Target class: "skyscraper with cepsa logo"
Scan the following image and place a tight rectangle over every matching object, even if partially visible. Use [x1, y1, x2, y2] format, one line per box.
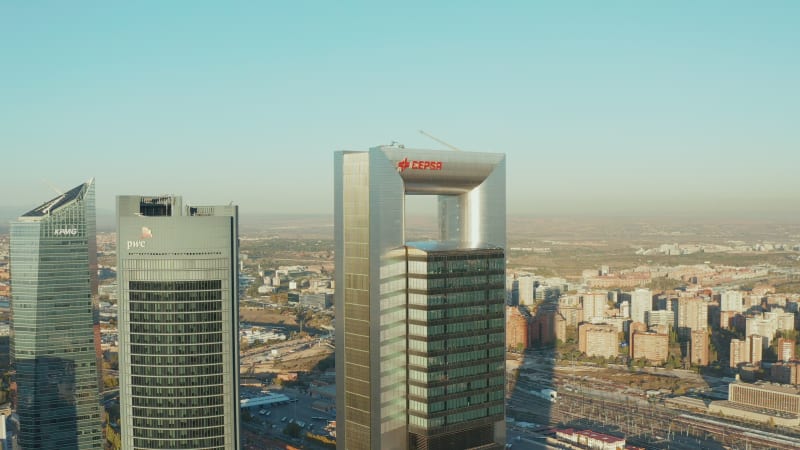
[10, 179, 103, 449]
[335, 146, 507, 450]
[116, 195, 240, 450]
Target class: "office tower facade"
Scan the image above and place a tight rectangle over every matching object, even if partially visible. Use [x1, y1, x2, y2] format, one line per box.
[677, 297, 708, 339]
[335, 147, 506, 450]
[506, 306, 531, 351]
[578, 323, 618, 359]
[778, 338, 796, 362]
[646, 310, 675, 328]
[730, 339, 748, 368]
[581, 292, 607, 322]
[117, 196, 240, 450]
[10, 180, 103, 449]
[517, 275, 534, 306]
[747, 334, 764, 366]
[720, 290, 744, 312]
[690, 329, 709, 366]
[631, 331, 669, 363]
[630, 288, 652, 325]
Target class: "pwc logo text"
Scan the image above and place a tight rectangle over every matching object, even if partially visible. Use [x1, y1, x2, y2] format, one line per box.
[127, 227, 153, 250]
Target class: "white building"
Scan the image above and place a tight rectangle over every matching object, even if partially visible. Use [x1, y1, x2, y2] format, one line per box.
[630, 288, 652, 325]
[721, 290, 744, 312]
[518, 275, 534, 306]
[582, 292, 607, 322]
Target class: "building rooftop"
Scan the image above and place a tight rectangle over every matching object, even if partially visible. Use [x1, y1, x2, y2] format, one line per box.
[406, 240, 502, 252]
[575, 429, 625, 444]
[736, 381, 800, 395]
[21, 181, 89, 218]
[555, 428, 625, 444]
[712, 400, 800, 419]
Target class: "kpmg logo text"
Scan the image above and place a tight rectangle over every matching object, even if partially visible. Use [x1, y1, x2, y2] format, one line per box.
[396, 157, 444, 173]
[54, 229, 78, 236]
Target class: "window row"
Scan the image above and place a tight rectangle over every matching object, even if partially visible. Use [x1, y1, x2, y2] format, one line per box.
[131, 375, 223, 387]
[131, 394, 224, 408]
[132, 415, 225, 430]
[131, 384, 226, 398]
[129, 290, 222, 302]
[408, 304, 504, 322]
[129, 322, 223, 334]
[123, 259, 228, 269]
[129, 311, 223, 324]
[408, 290, 505, 306]
[130, 353, 223, 366]
[130, 343, 223, 357]
[129, 280, 222, 291]
[130, 333, 222, 346]
[132, 436, 225, 449]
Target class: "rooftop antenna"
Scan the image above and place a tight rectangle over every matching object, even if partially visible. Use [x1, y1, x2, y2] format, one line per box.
[42, 179, 64, 196]
[418, 130, 462, 151]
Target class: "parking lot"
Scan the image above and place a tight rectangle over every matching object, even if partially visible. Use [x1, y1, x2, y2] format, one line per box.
[241, 386, 336, 447]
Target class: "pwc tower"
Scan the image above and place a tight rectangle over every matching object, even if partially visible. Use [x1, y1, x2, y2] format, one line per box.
[117, 195, 240, 450]
[335, 147, 507, 450]
[10, 179, 103, 449]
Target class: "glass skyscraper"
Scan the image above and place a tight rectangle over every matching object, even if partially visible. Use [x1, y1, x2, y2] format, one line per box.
[10, 179, 103, 449]
[334, 147, 507, 450]
[117, 195, 240, 450]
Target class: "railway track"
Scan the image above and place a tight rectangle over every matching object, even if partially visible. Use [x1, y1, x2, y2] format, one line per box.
[510, 386, 800, 449]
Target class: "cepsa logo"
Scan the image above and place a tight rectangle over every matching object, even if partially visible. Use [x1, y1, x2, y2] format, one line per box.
[396, 157, 444, 173]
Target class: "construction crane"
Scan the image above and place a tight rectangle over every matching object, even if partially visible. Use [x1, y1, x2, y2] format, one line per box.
[418, 130, 462, 152]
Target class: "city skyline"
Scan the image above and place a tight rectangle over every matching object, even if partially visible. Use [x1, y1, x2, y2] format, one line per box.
[2, 2, 798, 219]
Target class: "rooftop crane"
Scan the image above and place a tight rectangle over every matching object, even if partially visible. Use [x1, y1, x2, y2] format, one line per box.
[418, 130, 462, 152]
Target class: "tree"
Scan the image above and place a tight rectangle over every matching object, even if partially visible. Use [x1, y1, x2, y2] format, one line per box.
[668, 327, 679, 345]
[295, 306, 314, 333]
[284, 422, 302, 438]
[103, 375, 118, 389]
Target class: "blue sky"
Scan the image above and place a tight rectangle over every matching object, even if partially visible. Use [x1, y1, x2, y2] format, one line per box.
[1, 1, 798, 219]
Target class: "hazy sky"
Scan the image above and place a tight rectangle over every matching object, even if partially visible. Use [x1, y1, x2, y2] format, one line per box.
[2, 2, 798, 219]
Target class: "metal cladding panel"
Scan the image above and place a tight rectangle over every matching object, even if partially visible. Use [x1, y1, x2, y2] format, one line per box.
[335, 153, 374, 450]
[378, 147, 505, 195]
[368, 149, 407, 450]
[375, 147, 506, 249]
[334, 152, 346, 450]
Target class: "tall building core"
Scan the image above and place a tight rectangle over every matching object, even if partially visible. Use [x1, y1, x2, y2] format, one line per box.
[677, 297, 708, 339]
[517, 275, 534, 306]
[581, 292, 607, 322]
[117, 195, 240, 450]
[720, 290, 744, 313]
[630, 288, 652, 325]
[10, 179, 103, 449]
[578, 323, 618, 359]
[334, 147, 506, 450]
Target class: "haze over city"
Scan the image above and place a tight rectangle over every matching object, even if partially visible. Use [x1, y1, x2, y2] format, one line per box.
[3, 3, 800, 450]
[2, 2, 798, 220]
